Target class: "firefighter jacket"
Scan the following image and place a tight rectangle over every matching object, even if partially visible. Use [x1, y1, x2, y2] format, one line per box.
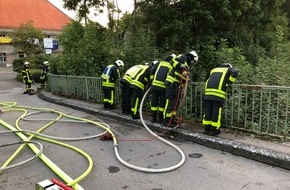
[165, 54, 188, 86]
[152, 61, 173, 91]
[131, 65, 154, 91]
[204, 66, 239, 102]
[120, 65, 143, 85]
[40, 65, 49, 80]
[101, 64, 120, 88]
[22, 65, 32, 83]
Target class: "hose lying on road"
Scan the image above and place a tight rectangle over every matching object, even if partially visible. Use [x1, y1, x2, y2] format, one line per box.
[0, 98, 187, 190]
[0, 139, 43, 171]
[114, 87, 186, 173]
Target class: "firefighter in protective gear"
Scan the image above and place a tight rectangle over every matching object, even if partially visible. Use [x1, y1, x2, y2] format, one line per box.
[163, 51, 198, 127]
[22, 61, 33, 95]
[202, 63, 239, 136]
[40, 61, 49, 88]
[130, 62, 156, 119]
[120, 64, 143, 114]
[150, 54, 176, 123]
[101, 59, 124, 109]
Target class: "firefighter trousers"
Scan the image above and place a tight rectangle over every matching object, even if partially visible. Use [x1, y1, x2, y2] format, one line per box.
[121, 82, 133, 114]
[131, 88, 144, 119]
[103, 87, 115, 109]
[202, 100, 224, 129]
[164, 82, 180, 125]
[151, 88, 166, 123]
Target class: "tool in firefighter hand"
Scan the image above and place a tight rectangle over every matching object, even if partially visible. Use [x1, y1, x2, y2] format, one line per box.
[164, 68, 189, 130]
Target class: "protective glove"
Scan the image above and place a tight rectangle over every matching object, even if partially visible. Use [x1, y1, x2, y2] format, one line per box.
[28, 80, 32, 83]
[231, 68, 239, 78]
[180, 64, 188, 69]
[182, 70, 189, 77]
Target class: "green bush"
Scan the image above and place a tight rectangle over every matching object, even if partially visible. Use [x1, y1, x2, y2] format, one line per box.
[12, 58, 28, 72]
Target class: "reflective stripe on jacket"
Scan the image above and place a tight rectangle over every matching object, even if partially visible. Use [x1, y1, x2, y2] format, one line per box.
[122, 65, 143, 84]
[204, 67, 234, 101]
[101, 65, 119, 88]
[22, 66, 31, 82]
[165, 55, 187, 85]
[152, 61, 172, 89]
[131, 65, 152, 90]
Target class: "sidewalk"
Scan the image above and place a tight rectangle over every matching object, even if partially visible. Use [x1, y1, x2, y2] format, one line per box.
[38, 90, 290, 170]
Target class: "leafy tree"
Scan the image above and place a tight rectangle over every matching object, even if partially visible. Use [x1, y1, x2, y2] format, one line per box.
[58, 20, 110, 76]
[63, 0, 106, 25]
[77, 22, 110, 76]
[10, 21, 45, 57]
[138, 0, 288, 66]
[58, 21, 85, 75]
[254, 42, 290, 86]
[57, 0, 290, 87]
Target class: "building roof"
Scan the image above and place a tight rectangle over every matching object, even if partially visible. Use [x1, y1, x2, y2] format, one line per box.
[0, 0, 72, 31]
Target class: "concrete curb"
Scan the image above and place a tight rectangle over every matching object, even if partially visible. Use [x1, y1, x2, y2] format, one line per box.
[38, 92, 290, 170]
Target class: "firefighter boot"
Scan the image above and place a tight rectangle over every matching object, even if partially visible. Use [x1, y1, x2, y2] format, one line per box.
[163, 117, 176, 128]
[132, 113, 140, 120]
[163, 117, 170, 127]
[204, 125, 211, 135]
[151, 111, 157, 123]
[158, 112, 164, 124]
[28, 89, 34, 95]
[209, 127, 221, 136]
[104, 102, 109, 109]
[109, 104, 116, 109]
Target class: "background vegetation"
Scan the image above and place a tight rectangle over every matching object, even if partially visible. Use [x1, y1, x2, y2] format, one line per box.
[12, 0, 290, 86]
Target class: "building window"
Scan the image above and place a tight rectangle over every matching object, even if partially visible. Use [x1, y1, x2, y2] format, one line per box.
[0, 53, 7, 62]
[18, 52, 25, 58]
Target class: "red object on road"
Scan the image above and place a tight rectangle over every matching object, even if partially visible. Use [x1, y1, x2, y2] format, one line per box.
[99, 132, 113, 141]
[51, 178, 74, 190]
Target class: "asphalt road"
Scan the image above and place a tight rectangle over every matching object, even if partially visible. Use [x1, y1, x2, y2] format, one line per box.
[1, 67, 290, 190]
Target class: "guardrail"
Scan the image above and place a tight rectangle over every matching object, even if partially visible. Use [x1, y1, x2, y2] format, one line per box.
[48, 74, 290, 139]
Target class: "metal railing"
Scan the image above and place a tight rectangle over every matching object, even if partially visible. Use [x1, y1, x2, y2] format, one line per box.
[48, 74, 290, 139]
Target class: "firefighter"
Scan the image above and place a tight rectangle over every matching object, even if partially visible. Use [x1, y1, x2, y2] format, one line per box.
[101, 59, 124, 109]
[22, 61, 33, 95]
[150, 54, 176, 123]
[120, 64, 143, 114]
[202, 63, 239, 136]
[130, 61, 156, 120]
[40, 61, 49, 88]
[163, 51, 199, 128]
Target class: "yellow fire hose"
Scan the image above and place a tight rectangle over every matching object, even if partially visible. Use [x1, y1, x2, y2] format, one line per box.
[0, 103, 107, 189]
[0, 97, 187, 189]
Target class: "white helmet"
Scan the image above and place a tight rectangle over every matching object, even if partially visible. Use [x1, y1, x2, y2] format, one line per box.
[220, 63, 232, 68]
[24, 61, 30, 65]
[115, 59, 124, 67]
[152, 60, 158, 65]
[165, 53, 176, 61]
[188, 50, 198, 62]
[43, 61, 49, 66]
[170, 54, 176, 58]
